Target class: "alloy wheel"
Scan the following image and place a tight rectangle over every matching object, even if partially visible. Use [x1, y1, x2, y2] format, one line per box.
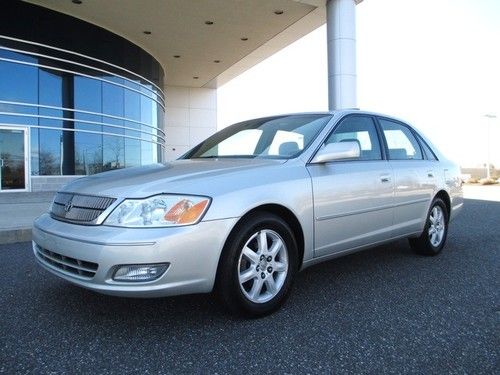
[428, 205, 445, 247]
[237, 229, 289, 303]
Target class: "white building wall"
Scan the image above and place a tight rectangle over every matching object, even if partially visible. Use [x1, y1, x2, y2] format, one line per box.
[164, 86, 217, 160]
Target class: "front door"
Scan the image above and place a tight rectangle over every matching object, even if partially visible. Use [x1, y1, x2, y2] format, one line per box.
[0, 127, 28, 191]
[307, 115, 394, 258]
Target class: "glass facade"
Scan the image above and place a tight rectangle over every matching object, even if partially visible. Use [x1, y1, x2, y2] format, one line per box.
[0, 1, 165, 180]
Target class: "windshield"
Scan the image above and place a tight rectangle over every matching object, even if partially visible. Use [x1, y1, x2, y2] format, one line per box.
[183, 114, 332, 159]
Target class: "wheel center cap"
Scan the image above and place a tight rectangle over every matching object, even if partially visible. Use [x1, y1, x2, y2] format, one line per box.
[259, 260, 267, 269]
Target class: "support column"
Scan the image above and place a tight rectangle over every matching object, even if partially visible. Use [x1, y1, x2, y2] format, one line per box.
[326, 0, 357, 110]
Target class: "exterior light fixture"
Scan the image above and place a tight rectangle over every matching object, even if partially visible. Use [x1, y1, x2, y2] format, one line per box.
[113, 264, 169, 282]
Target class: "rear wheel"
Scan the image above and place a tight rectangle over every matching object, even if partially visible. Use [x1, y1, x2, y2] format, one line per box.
[216, 212, 298, 317]
[409, 198, 448, 255]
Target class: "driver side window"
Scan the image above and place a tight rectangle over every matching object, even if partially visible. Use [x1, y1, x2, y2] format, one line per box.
[324, 116, 382, 160]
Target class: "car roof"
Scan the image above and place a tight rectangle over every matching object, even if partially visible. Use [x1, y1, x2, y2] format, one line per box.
[258, 109, 407, 122]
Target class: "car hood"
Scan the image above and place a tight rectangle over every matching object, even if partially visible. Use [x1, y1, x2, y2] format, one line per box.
[62, 159, 287, 198]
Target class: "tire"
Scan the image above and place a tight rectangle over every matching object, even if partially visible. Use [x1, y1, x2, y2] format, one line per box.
[216, 212, 298, 317]
[409, 198, 449, 256]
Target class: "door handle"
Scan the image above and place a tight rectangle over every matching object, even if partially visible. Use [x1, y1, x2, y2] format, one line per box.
[427, 170, 434, 178]
[380, 174, 391, 183]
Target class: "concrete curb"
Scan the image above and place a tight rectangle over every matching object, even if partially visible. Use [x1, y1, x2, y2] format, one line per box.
[0, 228, 32, 245]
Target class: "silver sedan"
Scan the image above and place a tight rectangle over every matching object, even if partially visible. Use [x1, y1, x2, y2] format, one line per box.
[32, 110, 463, 316]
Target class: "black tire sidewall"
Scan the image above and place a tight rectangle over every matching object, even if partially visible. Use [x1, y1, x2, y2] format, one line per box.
[218, 212, 298, 317]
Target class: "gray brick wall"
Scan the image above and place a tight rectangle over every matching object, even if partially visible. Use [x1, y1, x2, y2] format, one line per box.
[31, 176, 84, 192]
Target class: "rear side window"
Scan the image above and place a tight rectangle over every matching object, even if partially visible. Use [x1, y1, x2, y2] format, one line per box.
[416, 134, 438, 160]
[379, 119, 423, 160]
[325, 116, 382, 160]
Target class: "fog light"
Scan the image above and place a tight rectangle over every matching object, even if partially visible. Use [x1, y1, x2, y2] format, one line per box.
[113, 264, 169, 282]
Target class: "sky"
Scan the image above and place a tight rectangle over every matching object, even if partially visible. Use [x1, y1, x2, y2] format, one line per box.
[217, 0, 500, 167]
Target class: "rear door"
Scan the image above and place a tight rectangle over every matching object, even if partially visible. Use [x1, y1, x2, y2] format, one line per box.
[377, 118, 436, 236]
[307, 115, 394, 257]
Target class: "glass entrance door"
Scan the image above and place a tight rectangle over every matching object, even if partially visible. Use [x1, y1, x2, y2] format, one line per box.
[0, 127, 28, 191]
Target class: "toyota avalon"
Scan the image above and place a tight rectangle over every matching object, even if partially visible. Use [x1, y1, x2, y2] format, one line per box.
[32, 110, 463, 316]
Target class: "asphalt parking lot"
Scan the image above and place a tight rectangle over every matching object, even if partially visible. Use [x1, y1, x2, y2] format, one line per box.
[1, 197, 498, 374]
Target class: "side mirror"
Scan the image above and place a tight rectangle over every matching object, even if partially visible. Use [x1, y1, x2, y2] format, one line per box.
[311, 141, 360, 163]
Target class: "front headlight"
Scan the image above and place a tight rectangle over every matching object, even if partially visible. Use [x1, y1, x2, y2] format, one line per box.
[103, 194, 211, 227]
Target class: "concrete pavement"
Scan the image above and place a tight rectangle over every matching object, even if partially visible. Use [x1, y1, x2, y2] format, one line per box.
[0, 192, 54, 244]
[0, 197, 498, 373]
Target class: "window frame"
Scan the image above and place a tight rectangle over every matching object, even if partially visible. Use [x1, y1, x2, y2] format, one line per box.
[309, 114, 387, 163]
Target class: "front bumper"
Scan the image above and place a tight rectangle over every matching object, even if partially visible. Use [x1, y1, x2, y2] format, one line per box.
[32, 213, 238, 297]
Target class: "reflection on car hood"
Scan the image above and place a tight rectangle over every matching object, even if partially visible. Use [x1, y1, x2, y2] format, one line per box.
[62, 158, 287, 198]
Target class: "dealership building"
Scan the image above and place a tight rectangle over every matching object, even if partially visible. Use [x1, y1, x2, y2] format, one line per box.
[0, 0, 361, 192]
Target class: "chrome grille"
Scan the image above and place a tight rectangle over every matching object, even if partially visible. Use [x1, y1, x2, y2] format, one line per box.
[50, 192, 116, 224]
[34, 245, 98, 279]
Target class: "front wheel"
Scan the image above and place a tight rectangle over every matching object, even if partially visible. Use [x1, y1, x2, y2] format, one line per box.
[216, 212, 298, 317]
[409, 198, 449, 256]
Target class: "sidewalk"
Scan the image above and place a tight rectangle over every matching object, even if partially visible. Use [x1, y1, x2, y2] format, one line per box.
[0, 192, 55, 244]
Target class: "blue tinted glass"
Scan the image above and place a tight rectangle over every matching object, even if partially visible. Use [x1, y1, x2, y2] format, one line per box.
[102, 121, 124, 135]
[140, 96, 153, 125]
[39, 70, 63, 107]
[102, 82, 124, 117]
[157, 107, 164, 129]
[140, 95, 161, 165]
[125, 80, 144, 95]
[141, 140, 153, 165]
[152, 145, 158, 163]
[74, 132, 103, 175]
[124, 122, 141, 138]
[74, 113, 102, 132]
[0, 49, 38, 63]
[74, 76, 102, 112]
[102, 116, 125, 171]
[156, 105, 164, 151]
[30, 127, 39, 176]
[124, 137, 141, 168]
[39, 119, 63, 129]
[0, 102, 37, 115]
[102, 75, 124, 85]
[0, 60, 38, 103]
[0, 47, 164, 176]
[39, 108, 64, 128]
[157, 145, 163, 163]
[124, 90, 141, 123]
[39, 129, 62, 175]
[102, 135, 124, 171]
[0, 113, 33, 125]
